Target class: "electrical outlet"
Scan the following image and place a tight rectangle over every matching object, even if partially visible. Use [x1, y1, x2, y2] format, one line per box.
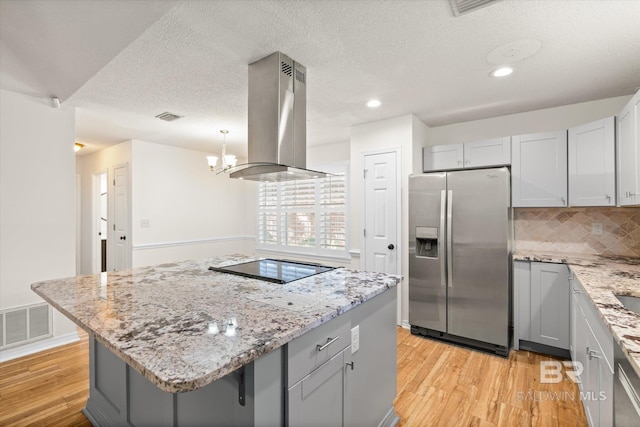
[351, 325, 360, 354]
[591, 222, 603, 236]
[140, 219, 151, 228]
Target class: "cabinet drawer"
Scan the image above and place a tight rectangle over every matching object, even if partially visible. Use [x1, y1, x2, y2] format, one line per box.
[286, 314, 351, 387]
[572, 276, 613, 372]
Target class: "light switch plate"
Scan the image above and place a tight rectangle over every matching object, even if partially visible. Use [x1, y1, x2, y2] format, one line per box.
[351, 325, 360, 354]
[591, 222, 603, 236]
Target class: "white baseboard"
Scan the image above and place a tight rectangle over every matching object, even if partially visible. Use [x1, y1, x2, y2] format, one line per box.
[0, 331, 80, 363]
[401, 320, 411, 329]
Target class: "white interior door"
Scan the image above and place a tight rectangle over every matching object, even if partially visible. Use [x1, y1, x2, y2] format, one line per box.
[363, 151, 399, 275]
[113, 164, 130, 271]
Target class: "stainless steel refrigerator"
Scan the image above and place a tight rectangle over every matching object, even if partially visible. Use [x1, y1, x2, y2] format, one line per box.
[408, 167, 511, 356]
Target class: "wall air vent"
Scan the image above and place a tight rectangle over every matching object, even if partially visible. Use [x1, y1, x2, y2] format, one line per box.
[155, 112, 183, 121]
[450, 0, 501, 16]
[0, 302, 52, 349]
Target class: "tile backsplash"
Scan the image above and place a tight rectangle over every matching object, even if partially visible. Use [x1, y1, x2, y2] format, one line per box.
[514, 207, 640, 257]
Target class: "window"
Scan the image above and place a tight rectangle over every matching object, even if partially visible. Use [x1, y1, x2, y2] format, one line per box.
[257, 163, 348, 258]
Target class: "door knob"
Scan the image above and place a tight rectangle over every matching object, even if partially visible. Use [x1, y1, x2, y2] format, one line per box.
[388, 244, 395, 250]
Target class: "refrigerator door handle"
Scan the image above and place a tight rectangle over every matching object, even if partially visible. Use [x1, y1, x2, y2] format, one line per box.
[440, 189, 446, 289]
[447, 190, 453, 288]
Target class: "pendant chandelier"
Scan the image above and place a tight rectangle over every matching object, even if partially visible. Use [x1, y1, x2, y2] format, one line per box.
[207, 130, 237, 173]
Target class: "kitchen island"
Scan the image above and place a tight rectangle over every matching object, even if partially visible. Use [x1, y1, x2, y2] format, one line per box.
[31, 255, 400, 426]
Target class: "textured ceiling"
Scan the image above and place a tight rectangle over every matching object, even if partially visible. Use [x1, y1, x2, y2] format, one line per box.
[1, 0, 639, 158]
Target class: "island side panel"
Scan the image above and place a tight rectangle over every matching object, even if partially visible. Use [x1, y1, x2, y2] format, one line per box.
[84, 334, 129, 427]
[252, 347, 284, 426]
[344, 288, 399, 427]
[86, 333, 285, 427]
[176, 368, 252, 426]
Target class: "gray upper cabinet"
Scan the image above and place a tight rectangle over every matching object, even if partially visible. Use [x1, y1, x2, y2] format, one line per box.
[423, 143, 464, 171]
[512, 130, 568, 207]
[568, 117, 616, 206]
[617, 90, 640, 206]
[463, 137, 511, 168]
[423, 137, 511, 172]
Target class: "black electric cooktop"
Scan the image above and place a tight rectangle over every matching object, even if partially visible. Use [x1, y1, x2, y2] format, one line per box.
[208, 259, 336, 284]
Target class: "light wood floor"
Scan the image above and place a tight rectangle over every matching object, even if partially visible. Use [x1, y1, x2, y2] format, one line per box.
[395, 327, 587, 427]
[0, 331, 91, 427]
[0, 328, 587, 426]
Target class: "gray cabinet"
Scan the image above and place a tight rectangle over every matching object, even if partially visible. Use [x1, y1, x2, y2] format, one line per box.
[423, 143, 464, 171]
[514, 261, 569, 354]
[568, 116, 616, 206]
[423, 137, 511, 172]
[344, 285, 397, 427]
[617, 89, 640, 206]
[463, 137, 511, 168]
[287, 348, 347, 426]
[530, 262, 570, 349]
[512, 130, 568, 207]
[287, 288, 398, 427]
[570, 272, 613, 427]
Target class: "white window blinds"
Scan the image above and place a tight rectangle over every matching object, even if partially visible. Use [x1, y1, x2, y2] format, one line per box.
[257, 164, 348, 257]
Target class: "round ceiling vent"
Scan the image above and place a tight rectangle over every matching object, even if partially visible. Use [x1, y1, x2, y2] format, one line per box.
[486, 39, 542, 65]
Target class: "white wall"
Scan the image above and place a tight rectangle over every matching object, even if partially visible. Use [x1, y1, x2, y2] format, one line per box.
[130, 140, 256, 267]
[425, 95, 632, 147]
[76, 141, 132, 274]
[0, 89, 77, 339]
[307, 140, 350, 168]
[350, 114, 428, 327]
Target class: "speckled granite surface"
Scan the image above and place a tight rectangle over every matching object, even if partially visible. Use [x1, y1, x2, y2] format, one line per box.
[31, 255, 400, 393]
[514, 251, 640, 376]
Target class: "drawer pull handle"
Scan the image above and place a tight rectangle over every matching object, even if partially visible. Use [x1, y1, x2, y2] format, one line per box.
[316, 336, 340, 352]
[346, 361, 355, 370]
[588, 350, 600, 360]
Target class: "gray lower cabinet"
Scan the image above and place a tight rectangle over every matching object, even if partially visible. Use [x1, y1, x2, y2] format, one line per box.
[530, 262, 570, 349]
[287, 348, 347, 426]
[514, 261, 570, 355]
[570, 272, 613, 427]
[286, 288, 398, 427]
[84, 289, 398, 427]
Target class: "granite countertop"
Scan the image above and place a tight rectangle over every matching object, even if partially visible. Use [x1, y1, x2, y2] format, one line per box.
[31, 255, 400, 393]
[514, 250, 640, 376]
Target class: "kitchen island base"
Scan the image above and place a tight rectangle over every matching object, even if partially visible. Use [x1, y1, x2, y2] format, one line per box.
[83, 289, 398, 426]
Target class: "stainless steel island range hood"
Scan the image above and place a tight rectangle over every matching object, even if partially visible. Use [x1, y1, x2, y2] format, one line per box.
[230, 52, 327, 182]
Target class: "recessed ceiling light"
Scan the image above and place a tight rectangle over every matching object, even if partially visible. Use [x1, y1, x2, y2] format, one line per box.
[490, 66, 514, 78]
[366, 99, 381, 108]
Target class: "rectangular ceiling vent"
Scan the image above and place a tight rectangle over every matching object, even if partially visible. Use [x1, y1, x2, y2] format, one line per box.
[155, 112, 183, 121]
[450, 0, 501, 16]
